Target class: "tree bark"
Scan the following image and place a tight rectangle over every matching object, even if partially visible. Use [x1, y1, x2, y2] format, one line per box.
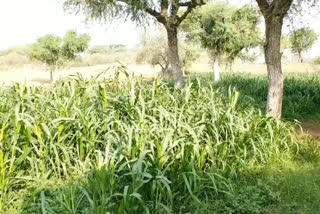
[166, 26, 184, 88]
[298, 52, 303, 63]
[264, 15, 284, 119]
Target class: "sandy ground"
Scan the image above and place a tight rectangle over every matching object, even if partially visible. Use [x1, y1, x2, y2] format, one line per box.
[0, 63, 160, 86]
[1, 62, 319, 86]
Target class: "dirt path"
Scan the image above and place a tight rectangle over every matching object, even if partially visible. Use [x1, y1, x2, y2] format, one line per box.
[300, 121, 320, 141]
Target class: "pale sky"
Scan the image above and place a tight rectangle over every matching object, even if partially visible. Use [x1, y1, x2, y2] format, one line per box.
[0, 0, 319, 57]
[0, 0, 141, 49]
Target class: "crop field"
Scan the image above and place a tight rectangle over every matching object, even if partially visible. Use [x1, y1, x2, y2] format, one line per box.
[2, 0, 320, 213]
[1, 69, 320, 214]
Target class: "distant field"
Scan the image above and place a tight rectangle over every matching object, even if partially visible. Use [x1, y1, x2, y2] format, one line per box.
[0, 62, 319, 86]
[0, 63, 160, 85]
[189, 62, 320, 74]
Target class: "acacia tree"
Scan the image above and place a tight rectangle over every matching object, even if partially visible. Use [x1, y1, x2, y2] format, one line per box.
[29, 30, 90, 81]
[255, 0, 318, 118]
[289, 27, 318, 63]
[136, 34, 200, 78]
[182, 3, 261, 81]
[64, 0, 206, 88]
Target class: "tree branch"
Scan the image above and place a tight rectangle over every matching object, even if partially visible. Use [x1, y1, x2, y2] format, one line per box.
[255, 0, 270, 16]
[145, 8, 167, 24]
[117, 0, 167, 24]
[177, 0, 204, 24]
[171, 0, 180, 16]
[161, 0, 169, 17]
[179, 1, 192, 7]
[274, 0, 294, 16]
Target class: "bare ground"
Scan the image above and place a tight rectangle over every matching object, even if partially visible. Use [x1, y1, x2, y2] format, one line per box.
[300, 120, 320, 141]
[0, 63, 160, 86]
[1, 62, 319, 86]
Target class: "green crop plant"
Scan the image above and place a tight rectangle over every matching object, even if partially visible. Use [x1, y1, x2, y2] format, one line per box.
[0, 68, 319, 213]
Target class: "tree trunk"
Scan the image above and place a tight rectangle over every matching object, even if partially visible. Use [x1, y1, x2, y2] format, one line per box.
[166, 26, 184, 88]
[49, 66, 54, 82]
[298, 52, 303, 63]
[213, 58, 220, 82]
[264, 16, 284, 119]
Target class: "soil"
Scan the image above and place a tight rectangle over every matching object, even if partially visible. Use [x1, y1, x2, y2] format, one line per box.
[300, 120, 320, 141]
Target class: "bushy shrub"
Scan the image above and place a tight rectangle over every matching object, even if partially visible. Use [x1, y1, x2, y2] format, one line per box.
[0, 52, 30, 66]
[136, 35, 201, 75]
[313, 56, 320, 65]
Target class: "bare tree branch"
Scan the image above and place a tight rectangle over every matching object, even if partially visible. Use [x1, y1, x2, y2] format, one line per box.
[178, 0, 204, 24]
[145, 8, 167, 24]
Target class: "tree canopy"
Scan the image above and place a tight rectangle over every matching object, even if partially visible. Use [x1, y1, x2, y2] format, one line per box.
[181, 3, 261, 65]
[289, 27, 318, 62]
[64, 0, 206, 88]
[136, 34, 200, 76]
[29, 35, 62, 67]
[28, 30, 90, 81]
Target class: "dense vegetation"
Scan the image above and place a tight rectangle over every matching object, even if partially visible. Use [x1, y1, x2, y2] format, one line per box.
[1, 69, 320, 214]
[214, 72, 320, 120]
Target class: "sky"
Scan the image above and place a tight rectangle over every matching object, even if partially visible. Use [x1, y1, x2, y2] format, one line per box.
[0, 0, 319, 57]
[0, 0, 141, 49]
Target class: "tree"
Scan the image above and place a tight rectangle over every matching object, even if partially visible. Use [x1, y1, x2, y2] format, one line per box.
[136, 34, 200, 78]
[29, 30, 90, 82]
[64, 0, 206, 88]
[289, 27, 318, 63]
[255, 0, 318, 118]
[182, 3, 261, 81]
[281, 34, 291, 54]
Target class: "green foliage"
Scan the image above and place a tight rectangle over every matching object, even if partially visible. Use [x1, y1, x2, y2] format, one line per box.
[136, 35, 201, 72]
[136, 35, 168, 67]
[88, 44, 127, 55]
[182, 3, 261, 64]
[64, 0, 205, 23]
[212, 72, 320, 120]
[239, 50, 259, 63]
[62, 30, 90, 60]
[28, 30, 90, 68]
[88, 45, 110, 54]
[313, 56, 320, 65]
[109, 44, 127, 52]
[64, 0, 148, 22]
[289, 27, 318, 57]
[28, 34, 62, 66]
[281, 34, 291, 52]
[1, 70, 317, 213]
[180, 43, 202, 72]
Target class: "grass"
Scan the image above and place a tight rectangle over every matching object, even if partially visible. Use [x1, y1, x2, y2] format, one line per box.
[0, 70, 320, 213]
[200, 72, 320, 120]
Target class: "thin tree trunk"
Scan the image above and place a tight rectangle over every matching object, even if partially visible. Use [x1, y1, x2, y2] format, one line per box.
[49, 66, 54, 82]
[265, 16, 284, 119]
[166, 26, 184, 88]
[298, 52, 303, 63]
[213, 58, 220, 82]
